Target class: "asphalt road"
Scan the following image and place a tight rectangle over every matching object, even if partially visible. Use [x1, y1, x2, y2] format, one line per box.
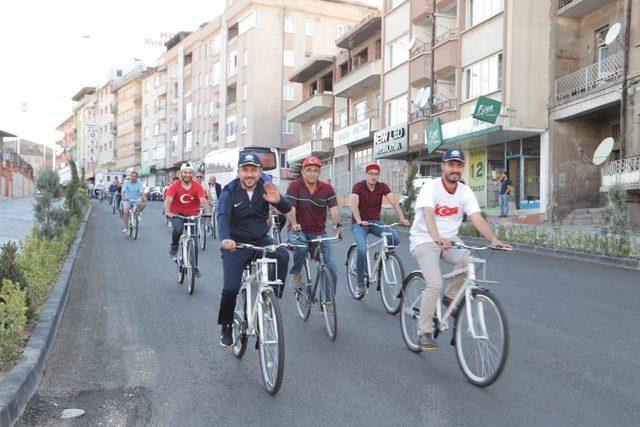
[19, 200, 640, 426]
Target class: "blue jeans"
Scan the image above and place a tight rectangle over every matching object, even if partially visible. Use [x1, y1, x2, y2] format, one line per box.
[288, 230, 338, 292]
[352, 221, 401, 283]
[499, 194, 509, 216]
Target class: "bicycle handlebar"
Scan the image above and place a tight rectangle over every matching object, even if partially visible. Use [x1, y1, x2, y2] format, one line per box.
[451, 241, 512, 251]
[170, 214, 212, 220]
[359, 222, 403, 228]
[236, 242, 294, 252]
[291, 233, 342, 244]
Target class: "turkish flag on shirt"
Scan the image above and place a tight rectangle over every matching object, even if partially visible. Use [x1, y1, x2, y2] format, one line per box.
[166, 180, 206, 216]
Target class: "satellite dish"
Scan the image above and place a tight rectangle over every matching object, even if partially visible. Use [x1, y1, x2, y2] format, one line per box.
[412, 87, 425, 106]
[593, 137, 614, 165]
[408, 35, 417, 50]
[605, 23, 621, 45]
[418, 87, 431, 108]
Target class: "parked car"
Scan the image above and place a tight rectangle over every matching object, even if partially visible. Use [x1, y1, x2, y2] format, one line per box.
[399, 176, 435, 211]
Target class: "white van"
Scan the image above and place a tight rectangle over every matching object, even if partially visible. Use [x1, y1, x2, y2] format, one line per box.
[203, 147, 281, 187]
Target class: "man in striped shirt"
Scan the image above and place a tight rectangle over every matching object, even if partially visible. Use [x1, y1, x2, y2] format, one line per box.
[286, 156, 342, 292]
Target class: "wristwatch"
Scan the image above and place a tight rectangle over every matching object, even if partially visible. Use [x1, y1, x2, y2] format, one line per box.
[336, 222, 343, 228]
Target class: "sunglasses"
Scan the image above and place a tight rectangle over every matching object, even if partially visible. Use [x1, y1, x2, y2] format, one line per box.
[196, 175, 203, 179]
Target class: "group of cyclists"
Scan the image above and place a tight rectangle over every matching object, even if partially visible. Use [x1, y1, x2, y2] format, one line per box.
[105, 147, 511, 359]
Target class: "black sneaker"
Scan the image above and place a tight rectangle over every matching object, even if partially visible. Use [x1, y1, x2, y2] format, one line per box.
[356, 282, 367, 297]
[220, 324, 233, 347]
[194, 267, 201, 278]
[168, 247, 178, 258]
[418, 333, 438, 350]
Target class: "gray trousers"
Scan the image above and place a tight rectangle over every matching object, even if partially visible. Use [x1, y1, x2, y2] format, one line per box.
[411, 237, 470, 335]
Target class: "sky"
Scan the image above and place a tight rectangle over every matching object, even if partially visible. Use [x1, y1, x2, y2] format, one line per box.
[0, 0, 379, 150]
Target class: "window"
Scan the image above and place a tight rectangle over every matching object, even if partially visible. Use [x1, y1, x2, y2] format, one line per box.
[145, 81, 151, 93]
[385, 94, 408, 127]
[226, 115, 237, 143]
[239, 10, 261, 34]
[204, 73, 209, 87]
[154, 123, 160, 136]
[285, 15, 295, 33]
[185, 101, 192, 122]
[388, 0, 406, 9]
[282, 118, 293, 134]
[355, 100, 367, 122]
[467, 0, 503, 28]
[305, 19, 314, 36]
[212, 34, 221, 54]
[241, 116, 247, 134]
[154, 74, 161, 87]
[283, 50, 295, 67]
[386, 34, 410, 70]
[144, 104, 149, 117]
[144, 127, 149, 139]
[243, 49, 248, 66]
[228, 50, 238, 75]
[338, 110, 347, 128]
[209, 100, 215, 115]
[337, 24, 348, 38]
[185, 131, 192, 152]
[212, 62, 220, 85]
[283, 83, 294, 101]
[242, 83, 248, 100]
[464, 53, 502, 100]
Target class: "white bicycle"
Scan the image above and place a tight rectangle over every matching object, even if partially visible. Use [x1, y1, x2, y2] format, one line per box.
[399, 241, 510, 387]
[231, 242, 291, 395]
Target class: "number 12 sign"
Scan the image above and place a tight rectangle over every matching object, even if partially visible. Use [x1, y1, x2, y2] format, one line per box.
[468, 147, 487, 208]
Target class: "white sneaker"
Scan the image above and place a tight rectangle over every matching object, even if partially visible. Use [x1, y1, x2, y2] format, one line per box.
[289, 274, 304, 291]
[122, 229, 128, 234]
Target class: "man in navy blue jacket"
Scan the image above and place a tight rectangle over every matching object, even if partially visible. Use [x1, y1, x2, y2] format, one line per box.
[217, 152, 291, 347]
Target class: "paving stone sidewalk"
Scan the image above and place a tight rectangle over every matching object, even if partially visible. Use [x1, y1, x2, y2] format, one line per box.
[0, 197, 35, 247]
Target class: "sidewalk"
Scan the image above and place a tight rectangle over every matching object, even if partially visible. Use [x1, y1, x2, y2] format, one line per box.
[0, 197, 34, 247]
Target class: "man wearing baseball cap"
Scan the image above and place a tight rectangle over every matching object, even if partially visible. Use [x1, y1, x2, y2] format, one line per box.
[409, 149, 510, 349]
[216, 151, 291, 347]
[286, 156, 342, 292]
[350, 162, 410, 297]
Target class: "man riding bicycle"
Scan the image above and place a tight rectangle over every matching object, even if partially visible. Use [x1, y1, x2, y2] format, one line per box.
[122, 171, 146, 234]
[410, 149, 510, 349]
[108, 178, 119, 207]
[217, 152, 291, 347]
[350, 163, 410, 297]
[286, 156, 342, 292]
[165, 163, 211, 275]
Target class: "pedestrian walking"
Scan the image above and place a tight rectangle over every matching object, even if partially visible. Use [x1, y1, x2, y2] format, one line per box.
[497, 171, 512, 217]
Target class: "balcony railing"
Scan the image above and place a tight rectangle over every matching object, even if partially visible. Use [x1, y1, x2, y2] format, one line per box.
[334, 109, 380, 130]
[554, 52, 624, 102]
[601, 156, 640, 191]
[409, 108, 431, 122]
[410, 41, 432, 59]
[558, 0, 574, 7]
[432, 98, 456, 114]
[434, 28, 458, 46]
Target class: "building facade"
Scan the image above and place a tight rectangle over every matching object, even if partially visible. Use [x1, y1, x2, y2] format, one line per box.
[141, 66, 169, 187]
[71, 87, 97, 177]
[55, 115, 75, 169]
[113, 67, 146, 171]
[95, 81, 118, 176]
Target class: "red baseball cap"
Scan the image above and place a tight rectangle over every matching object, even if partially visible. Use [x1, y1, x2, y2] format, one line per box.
[303, 156, 322, 168]
[365, 163, 380, 173]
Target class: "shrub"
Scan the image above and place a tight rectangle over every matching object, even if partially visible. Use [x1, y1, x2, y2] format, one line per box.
[65, 159, 85, 218]
[0, 242, 26, 293]
[34, 168, 66, 238]
[0, 279, 28, 368]
[403, 164, 419, 221]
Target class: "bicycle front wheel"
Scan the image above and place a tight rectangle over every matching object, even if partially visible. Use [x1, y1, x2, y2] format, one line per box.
[455, 289, 509, 387]
[345, 245, 362, 300]
[132, 215, 138, 240]
[232, 289, 247, 359]
[399, 272, 425, 353]
[186, 239, 196, 295]
[320, 266, 337, 340]
[379, 252, 405, 315]
[198, 218, 207, 251]
[258, 291, 285, 395]
[294, 262, 311, 321]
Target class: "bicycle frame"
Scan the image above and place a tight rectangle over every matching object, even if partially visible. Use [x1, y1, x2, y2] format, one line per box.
[177, 216, 198, 268]
[362, 229, 399, 287]
[302, 242, 328, 300]
[240, 256, 280, 338]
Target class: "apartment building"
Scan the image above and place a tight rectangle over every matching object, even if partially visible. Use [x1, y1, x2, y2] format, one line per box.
[140, 66, 169, 187]
[159, 0, 374, 181]
[71, 87, 97, 177]
[113, 67, 146, 171]
[549, 0, 640, 224]
[55, 115, 75, 169]
[380, 0, 550, 218]
[95, 81, 118, 175]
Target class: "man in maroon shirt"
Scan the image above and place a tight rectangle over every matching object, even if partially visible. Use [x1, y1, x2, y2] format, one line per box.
[286, 156, 342, 291]
[351, 163, 410, 296]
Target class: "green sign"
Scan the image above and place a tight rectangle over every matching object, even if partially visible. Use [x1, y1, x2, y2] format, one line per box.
[425, 118, 443, 153]
[472, 96, 502, 124]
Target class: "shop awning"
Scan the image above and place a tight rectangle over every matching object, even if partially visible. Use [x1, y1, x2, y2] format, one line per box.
[139, 166, 156, 176]
[85, 172, 95, 180]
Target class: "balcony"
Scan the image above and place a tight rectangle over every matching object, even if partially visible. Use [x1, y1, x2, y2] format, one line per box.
[412, 0, 435, 24]
[433, 29, 458, 76]
[286, 93, 333, 124]
[409, 107, 431, 122]
[554, 52, 624, 103]
[333, 59, 382, 98]
[336, 14, 381, 49]
[601, 156, 640, 193]
[409, 51, 432, 86]
[557, 0, 612, 18]
[286, 135, 333, 163]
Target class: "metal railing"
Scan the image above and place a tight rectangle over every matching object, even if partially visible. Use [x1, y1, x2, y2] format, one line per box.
[554, 52, 624, 102]
[435, 28, 458, 46]
[558, 0, 574, 9]
[334, 108, 380, 130]
[410, 41, 432, 59]
[409, 108, 431, 121]
[432, 98, 456, 114]
[602, 156, 640, 177]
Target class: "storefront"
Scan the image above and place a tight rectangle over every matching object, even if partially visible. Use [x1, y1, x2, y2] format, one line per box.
[426, 116, 545, 214]
[373, 123, 410, 194]
[333, 118, 375, 204]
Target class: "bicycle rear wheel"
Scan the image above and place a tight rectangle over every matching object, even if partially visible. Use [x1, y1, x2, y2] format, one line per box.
[455, 289, 509, 387]
[176, 245, 185, 284]
[399, 272, 425, 353]
[132, 215, 138, 240]
[379, 252, 405, 315]
[320, 266, 337, 340]
[294, 262, 311, 321]
[345, 245, 363, 300]
[211, 215, 217, 238]
[186, 239, 196, 295]
[258, 290, 285, 395]
[198, 218, 207, 251]
[232, 289, 247, 359]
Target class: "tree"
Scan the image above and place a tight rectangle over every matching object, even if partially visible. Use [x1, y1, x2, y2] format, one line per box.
[64, 159, 83, 218]
[33, 168, 66, 238]
[601, 183, 629, 236]
[0, 242, 26, 293]
[403, 163, 419, 221]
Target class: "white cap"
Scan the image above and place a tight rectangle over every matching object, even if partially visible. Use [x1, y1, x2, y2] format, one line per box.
[180, 162, 193, 172]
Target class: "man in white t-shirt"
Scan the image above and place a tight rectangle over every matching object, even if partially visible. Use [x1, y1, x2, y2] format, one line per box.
[410, 149, 510, 349]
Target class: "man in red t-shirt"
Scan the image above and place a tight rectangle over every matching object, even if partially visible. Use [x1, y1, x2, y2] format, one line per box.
[286, 156, 342, 291]
[164, 162, 211, 276]
[351, 163, 410, 296]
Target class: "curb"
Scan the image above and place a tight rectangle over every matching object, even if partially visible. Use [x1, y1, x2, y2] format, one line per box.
[0, 206, 92, 426]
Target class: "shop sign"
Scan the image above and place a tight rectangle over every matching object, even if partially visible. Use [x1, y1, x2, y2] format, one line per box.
[374, 124, 408, 159]
[472, 96, 502, 124]
[334, 119, 371, 148]
[441, 116, 499, 141]
[468, 147, 487, 208]
[280, 168, 301, 180]
[286, 142, 312, 163]
[425, 118, 443, 153]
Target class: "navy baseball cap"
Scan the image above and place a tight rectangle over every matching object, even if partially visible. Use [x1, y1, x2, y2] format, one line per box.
[442, 149, 465, 163]
[238, 151, 262, 167]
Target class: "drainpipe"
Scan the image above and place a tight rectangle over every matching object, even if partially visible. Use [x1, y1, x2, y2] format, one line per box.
[280, 7, 286, 151]
[430, 4, 435, 111]
[620, 0, 632, 159]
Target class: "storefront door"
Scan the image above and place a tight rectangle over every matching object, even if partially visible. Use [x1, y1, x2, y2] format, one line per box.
[506, 155, 540, 210]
